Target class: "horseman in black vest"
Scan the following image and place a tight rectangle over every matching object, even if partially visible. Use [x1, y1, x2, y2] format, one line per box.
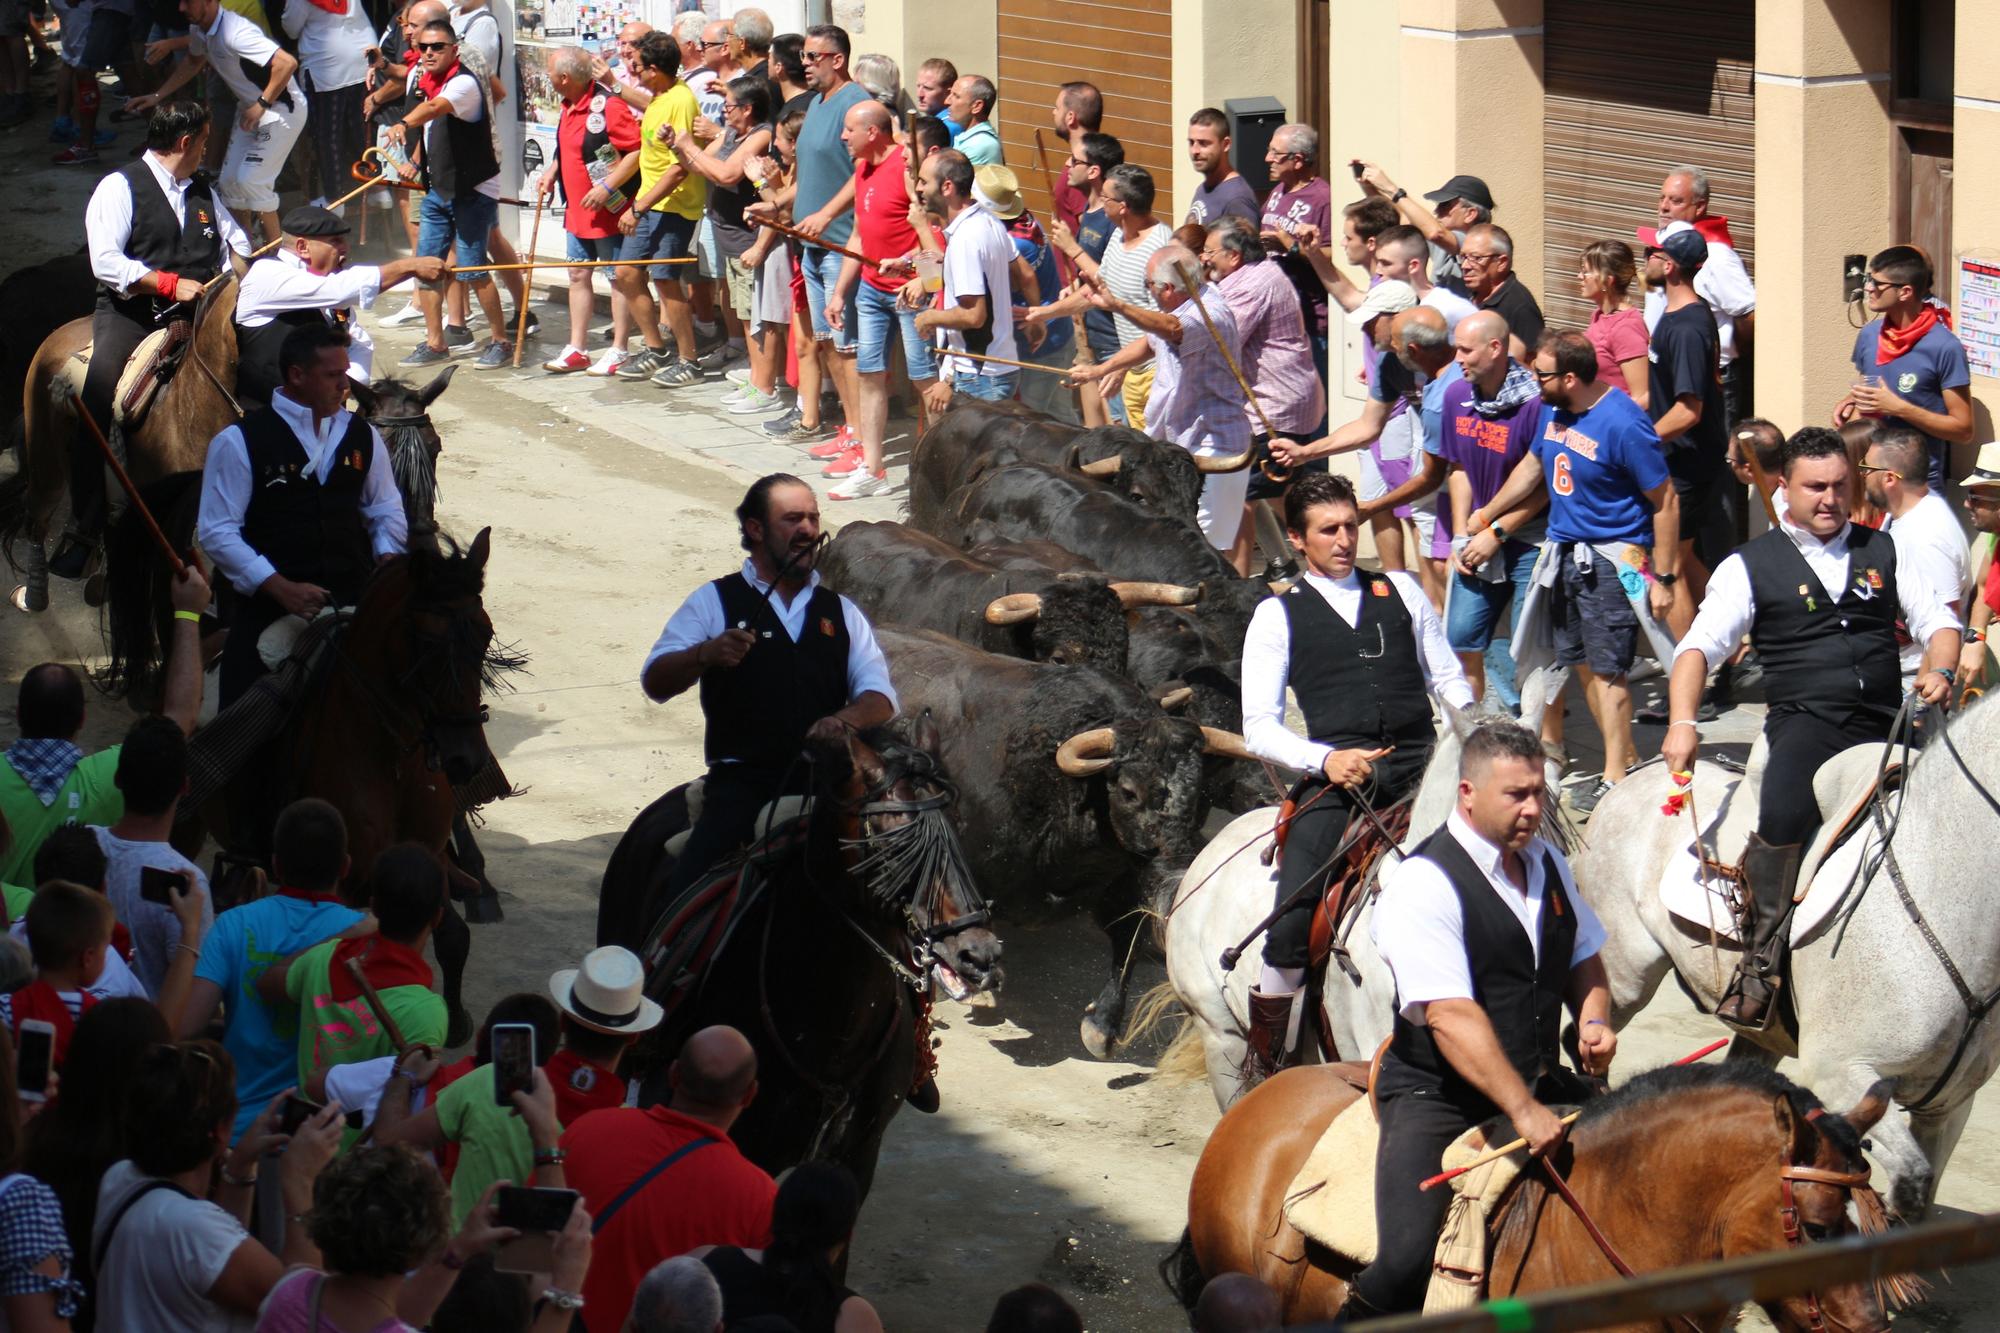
[235, 205, 448, 407]
[1240, 472, 1476, 1082]
[196, 321, 411, 708]
[1347, 720, 1613, 1319]
[59, 101, 253, 579]
[641, 473, 899, 899]
[1664, 427, 1961, 1031]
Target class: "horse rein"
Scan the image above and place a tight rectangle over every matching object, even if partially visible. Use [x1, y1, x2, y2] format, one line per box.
[1533, 1155, 1707, 1333]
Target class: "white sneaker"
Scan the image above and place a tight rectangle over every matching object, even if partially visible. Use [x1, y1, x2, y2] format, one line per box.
[381, 299, 426, 327]
[587, 346, 627, 376]
[726, 384, 782, 414]
[829, 468, 894, 500]
[724, 366, 755, 387]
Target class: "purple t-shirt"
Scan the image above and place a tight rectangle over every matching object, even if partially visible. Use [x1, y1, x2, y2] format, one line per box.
[1261, 177, 1333, 336]
[1188, 174, 1259, 228]
[1437, 377, 1546, 545]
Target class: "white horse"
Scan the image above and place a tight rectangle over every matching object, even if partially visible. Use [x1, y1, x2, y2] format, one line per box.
[1572, 693, 2000, 1219]
[1162, 671, 1563, 1110]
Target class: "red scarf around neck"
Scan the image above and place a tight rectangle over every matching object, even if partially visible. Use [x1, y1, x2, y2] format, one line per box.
[417, 57, 463, 102]
[326, 935, 434, 1000]
[1877, 303, 1941, 365]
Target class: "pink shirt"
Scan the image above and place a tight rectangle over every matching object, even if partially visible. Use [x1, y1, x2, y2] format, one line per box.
[255, 1269, 418, 1332]
[1215, 259, 1326, 436]
[1587, 306, 1649, 393]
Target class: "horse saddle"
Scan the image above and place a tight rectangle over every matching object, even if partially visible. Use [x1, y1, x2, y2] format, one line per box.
[1304, 801, 1412, 991]
[660, 777, 814, 863]
[64, 322, 193, 433]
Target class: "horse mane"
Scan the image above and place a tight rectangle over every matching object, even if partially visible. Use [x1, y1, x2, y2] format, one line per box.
[1574, 1060, 1863, 1159]
[367, 529, 529, 692]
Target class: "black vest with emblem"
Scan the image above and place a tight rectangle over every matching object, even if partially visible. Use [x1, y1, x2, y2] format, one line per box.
[423, 72, 499, 201]
[1382, 827, 1577, 1116]
[99, 161, 226, 318]
[235, 271, 342, 405]
[1738, 524, 1902, 713]
[1279, 576, 1434, 748]
[238, 405, 376, 606]
[699, 574, 852, 769]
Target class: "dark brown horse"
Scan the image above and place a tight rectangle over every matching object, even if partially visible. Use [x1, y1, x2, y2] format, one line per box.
[187, 528, 511, 1046]
[1170, 1061, 1903, 1330]
[599, 719, 1004, 1197]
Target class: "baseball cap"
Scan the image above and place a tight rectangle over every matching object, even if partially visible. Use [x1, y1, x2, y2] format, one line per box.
[1348, 279, 1418, 328]
[1966, 441, 2000, 492]
[1638, 219, 1708, 273]
[281, 205, 351, 238]
[1422, 174, 1495, 212]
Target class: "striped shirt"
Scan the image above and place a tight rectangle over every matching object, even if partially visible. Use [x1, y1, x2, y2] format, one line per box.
[1145, 286, 1252, 457]
[1216, 258, 1326, 436]
[1097, 222, 1171, 350]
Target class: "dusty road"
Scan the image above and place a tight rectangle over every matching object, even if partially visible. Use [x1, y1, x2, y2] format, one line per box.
[3, 121, 1998, 1331]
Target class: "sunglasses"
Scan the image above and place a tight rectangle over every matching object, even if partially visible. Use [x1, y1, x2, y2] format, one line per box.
[1531, 368, 1563, 382]
[1861, 278, 1910, 294]
[1855, 462, 1897, 476]
[802, 50, 840, 63]
[699, 38, 728, 48]
[415, 39, 451, 51]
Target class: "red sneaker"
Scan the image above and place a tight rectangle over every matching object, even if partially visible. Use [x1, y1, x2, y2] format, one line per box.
[541, 346, 590, 373]
[51, 144, 100, 166]
[821, 444, 865, 478]
[808, 425, 854, 459]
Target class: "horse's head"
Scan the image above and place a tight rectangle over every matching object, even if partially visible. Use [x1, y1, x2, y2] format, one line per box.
[390, 525, 512, 787]
[1761, 1081, 1907, 1333]
[353, 367, 456, 540]
[813, 712, 1003, 999]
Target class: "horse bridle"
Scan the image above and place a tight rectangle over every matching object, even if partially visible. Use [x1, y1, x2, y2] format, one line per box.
[841, 747, 992, 971]
[329, 588, 491, 769]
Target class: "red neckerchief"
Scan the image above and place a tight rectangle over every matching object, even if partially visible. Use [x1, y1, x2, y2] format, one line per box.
[110, 921, 133, 962]
[417, 57, 463, 103]
[1877, 304, 1941, 366]
[276, 884, 348, 906]
[13, 982, 95, 1066]
[326, 935, 433, 1001]
[548, 1047, 627, 1124]
[301, 0, 347, 14]
[1689, 216, 1735, 248]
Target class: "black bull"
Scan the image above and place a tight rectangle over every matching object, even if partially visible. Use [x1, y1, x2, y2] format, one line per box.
[876, 627, 1255, 1058]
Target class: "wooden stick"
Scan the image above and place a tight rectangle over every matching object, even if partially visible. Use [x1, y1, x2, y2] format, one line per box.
[1174, 268, 1277, 439]
[757, 216, 871, 266]
[1031, 128, 1076, 286]
[344, 956, 411, 1055]
[945, 347, 1075, 378]
[201, 170, 387, 296]
[1735, 427, 1782, 527]
[67, 396, 185, 576]
[447, 256, 695, 274]
[512, 193, 545, 367]
[1418, 1037, 1730, 1191]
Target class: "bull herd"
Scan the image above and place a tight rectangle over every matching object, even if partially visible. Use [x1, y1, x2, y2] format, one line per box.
[820, 400, 1295, 1058]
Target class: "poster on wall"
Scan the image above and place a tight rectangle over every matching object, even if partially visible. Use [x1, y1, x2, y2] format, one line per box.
[1960, 258, 2000, 380]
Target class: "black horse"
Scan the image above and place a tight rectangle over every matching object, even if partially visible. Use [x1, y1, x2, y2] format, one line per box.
[598, 718, 1004, 1194]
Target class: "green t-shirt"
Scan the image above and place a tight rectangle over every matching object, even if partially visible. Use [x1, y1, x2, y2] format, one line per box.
[1, 883, 34, 926]
[0, 748, 123, 886]
[284, 938, 448, 1084]
[435, 1064, 551, 1227]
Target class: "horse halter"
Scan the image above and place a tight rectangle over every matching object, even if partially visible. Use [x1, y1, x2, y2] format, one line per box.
[1777, 1111, 1904, 1333]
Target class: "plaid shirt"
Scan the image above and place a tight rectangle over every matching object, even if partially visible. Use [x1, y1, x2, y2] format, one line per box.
[4, 739, 83, 807]
[0, 1175, 81, 1317]
[1145, 285, 1253, 457]
[1216, 259, 1325, 436]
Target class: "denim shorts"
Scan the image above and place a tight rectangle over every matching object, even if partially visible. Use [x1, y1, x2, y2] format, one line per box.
[855, 281, 935, 378]
[953, 369, 1016, 402]
[801, 243, 856, 351]
[566, 232, 621, 263]
[1444, 538, 1538, 654]
[619, 209, 696, 283]
[417, 190, 499, 270]
[1549, 544, 1644, 679]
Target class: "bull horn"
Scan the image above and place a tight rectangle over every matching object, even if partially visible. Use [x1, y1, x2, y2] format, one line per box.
[1055, 727, 1118, 777]
[1200, 727, 1257, 762]
[1194, 448, 1254, 474]
[1156, 686, 1194, 711]
[984, 592, 1044, 625]
[1077, 453, 1124, 477]
[1109, 580, 1202, 609]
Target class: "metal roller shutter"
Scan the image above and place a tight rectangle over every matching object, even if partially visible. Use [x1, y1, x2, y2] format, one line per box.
[995, 0, 1176, 223]
[1542, 0, 1755, 332]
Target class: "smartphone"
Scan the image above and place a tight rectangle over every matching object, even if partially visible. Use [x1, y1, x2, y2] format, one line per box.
[491, 1022, 535, 1106]
[16, 1020, 54, 1103]
[1349, 160, 1364, 180]
[493, 1186, 578, 1274]
[280, 1093, 323, 1135]
[139, 864, 183, 907]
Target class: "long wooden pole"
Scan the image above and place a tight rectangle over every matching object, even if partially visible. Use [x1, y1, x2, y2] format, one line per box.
[1030, 128, 1076, 285]
[1174, 268, 1277, 439]
[198, 169, 391, 296]
[945, 347, 1075, 377]
[67, 396, 185, 576]
[446, 256, 695, 273]
[757, 216, 871, 266]
[512, 193, 546, 367]
[345, 956, 412, 1055]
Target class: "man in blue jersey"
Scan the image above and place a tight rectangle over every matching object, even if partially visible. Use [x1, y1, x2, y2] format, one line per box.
[1466, 330, 1681, 817]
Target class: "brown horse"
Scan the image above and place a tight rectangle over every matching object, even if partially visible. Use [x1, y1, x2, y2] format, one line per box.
[187, 528, 511, 1046]
[1170, 1061, 1902, 1330]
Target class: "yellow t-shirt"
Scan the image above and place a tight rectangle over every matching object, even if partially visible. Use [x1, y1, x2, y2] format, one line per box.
[639, 82, 707, 220]
[220, 0, 272, 37]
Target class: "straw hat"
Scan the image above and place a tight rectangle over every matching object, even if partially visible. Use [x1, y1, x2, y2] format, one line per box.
[549, 946, 663, 1035]
[973, 164, 1026, 221]
[1965, 441, 2000, 492]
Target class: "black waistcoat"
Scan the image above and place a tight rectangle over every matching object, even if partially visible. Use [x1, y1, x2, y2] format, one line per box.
[424, 77, 500, 200]
[98, 161, 226, 318]
[235, 300, 334, 406]
[1382, 827, 1576, 1117]
[238, 406, 376, 606]
[1279, 576, 1434, 748]
[699, 574, 852, 769]
[1740, 524, 1902, 713]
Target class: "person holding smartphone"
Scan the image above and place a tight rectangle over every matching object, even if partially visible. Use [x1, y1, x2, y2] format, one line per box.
[0, 1024, 86, 1331]
[93, 715, 213, 998]
[0, 884, 114, 1070]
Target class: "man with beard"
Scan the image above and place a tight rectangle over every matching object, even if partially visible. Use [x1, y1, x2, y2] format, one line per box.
[1957, 444, 2000, 689]
[1663, 427, 1960, 1030]
[640, 473, 898, 897]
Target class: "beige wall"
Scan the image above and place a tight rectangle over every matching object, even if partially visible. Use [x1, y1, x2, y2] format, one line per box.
[1169, 0, 1299, 215]
[1954, 0, 2000, 447]
[875, 2, 995, 123]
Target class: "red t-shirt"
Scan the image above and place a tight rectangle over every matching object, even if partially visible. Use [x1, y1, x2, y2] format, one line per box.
[1983, 549, 2000, 618]
[556, 92, 641, 239]
[562, 1105, 775, 1333]
[853, 144, 917, 293]
[546, 1048, 627, 1127]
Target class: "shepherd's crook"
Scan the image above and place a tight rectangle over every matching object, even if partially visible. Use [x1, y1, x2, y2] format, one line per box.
[1174, 267, 1276, 440]
[513, 192, 546, 367]
[66, 394, 185, 576]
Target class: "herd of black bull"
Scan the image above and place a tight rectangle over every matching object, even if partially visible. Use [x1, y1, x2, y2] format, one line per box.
[820, 400, 1291, 1058]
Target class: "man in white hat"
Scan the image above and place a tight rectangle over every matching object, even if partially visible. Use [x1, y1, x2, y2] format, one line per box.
[1958, 441, 2000, 688]
[545, 944, 664, 1120]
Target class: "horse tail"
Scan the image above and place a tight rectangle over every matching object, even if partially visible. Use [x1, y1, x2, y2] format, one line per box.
[102, 470, 202, 698]
[1157, 1228, 1206, 1311]
[1122, 980, 1185, 1054]
[1153, 1010, 1211, 1089]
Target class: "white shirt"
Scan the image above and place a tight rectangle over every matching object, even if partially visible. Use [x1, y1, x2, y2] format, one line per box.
[197, 389, 410, 596]
[448, 2, 499, 70]
[643, 559, 901, 720]
[93, 1159, 255, 1333]
[1240, 569, 1474, 774]
[322, 1054, 430, 1125]
[281, 0, 374, 88]
[235, 249, 380, 380]
[85, 151, 254, 296]
[1675, 511, 1963, 672]
[938, 203, 1019, 377]
[93, 827, 214, 997]
[1372, 809, 1606, 1024]
[1421, 284, 1478, 336]
[1883, 490, 1972, 676]
[189, 5, 301, 108]
[1643, 236, 1756, 366]
[425, 71, 503, 201]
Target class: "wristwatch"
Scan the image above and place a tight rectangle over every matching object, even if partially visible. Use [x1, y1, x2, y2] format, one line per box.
[256, 95, 272, 109]
[541, 1288, 585, 1312]
[1490, 522, 1509, 543]
[1656, 572, 1679, 587]
[1390, 188, 1407, 204]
